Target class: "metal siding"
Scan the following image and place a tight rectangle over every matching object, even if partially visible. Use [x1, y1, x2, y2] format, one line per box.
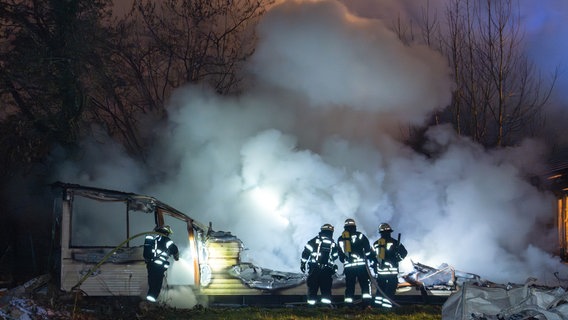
[61, 260, 146, 296]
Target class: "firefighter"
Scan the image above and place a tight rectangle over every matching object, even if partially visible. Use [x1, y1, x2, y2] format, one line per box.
[371, 223, 407, 308]
[143, 225, 180, 302]
[337, 218, 376, 307]
[300, 223, 340, 306]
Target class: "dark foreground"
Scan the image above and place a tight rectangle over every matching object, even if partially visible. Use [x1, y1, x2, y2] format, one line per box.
[1, 292, 443, 320]
[138, 304, 443, 320]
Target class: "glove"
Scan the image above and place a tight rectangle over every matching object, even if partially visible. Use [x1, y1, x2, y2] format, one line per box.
[300, 262, 306, 273]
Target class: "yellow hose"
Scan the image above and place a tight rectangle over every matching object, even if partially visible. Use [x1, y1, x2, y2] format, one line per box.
[71, 231, 166, 290]
[71, 231, 168, 319]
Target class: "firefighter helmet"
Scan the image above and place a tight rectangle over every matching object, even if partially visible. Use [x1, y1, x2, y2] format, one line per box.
[344, 218, 356, 227]
[156, 225, 173, 235]
[321, 223, 334, 232]
[378, 223, 393, 233]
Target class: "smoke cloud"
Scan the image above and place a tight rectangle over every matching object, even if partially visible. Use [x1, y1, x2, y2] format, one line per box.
[340, 0, 568, 145]
[55, 0, 567, 287]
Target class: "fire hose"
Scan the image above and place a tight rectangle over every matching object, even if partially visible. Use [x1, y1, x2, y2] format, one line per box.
[70, 231, 169, 319]
[71, 231, 167, 291]
[366, 232, 403, 308]
[365, 263, 401, 308]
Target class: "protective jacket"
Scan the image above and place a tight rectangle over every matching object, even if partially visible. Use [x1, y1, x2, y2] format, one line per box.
[143, 233, 179, 302]
[301, 234, 339, 271]
[337, 229, 375, 268]
[143, 234, 180, 269]
[300, 231, 339, 305]
[371, 233, 407, 308]
[372, 234, 407, 276]
[337, 226, 376, 304]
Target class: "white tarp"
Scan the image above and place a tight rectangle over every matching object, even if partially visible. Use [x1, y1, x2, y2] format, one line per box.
[442, 281, 568, 320]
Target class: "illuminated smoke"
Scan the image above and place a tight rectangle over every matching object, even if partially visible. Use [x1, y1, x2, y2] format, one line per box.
[159, 250, 209, 308]
[340, 0, 568, 145]
[55, 0, 568, 288]
[157, 285, 208, 309]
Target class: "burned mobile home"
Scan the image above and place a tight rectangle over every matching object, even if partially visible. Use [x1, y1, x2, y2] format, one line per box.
[52, 182, 307, 303]
[52, 182, 471, 305]
[54, 182, 209, 296]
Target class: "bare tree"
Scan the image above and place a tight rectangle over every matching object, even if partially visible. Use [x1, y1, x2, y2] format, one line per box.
[439, 0, 555, 147]
[0, 0, 272, 169]
[0, 0, 114, 174]
[84, 0, 271, 158]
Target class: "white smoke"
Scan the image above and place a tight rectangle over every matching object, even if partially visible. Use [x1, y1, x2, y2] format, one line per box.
[250, 0, 450, 126]
[157, 285, 207, 309]
[340, 0, 568, 146]
[54, 0, 567, 287]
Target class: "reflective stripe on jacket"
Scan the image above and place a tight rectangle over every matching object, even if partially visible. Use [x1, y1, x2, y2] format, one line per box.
[337, 231, 374, 268]
[301, 235, 339, 269]
[143, 234, 178, 269]
[372, 236, 407, 274]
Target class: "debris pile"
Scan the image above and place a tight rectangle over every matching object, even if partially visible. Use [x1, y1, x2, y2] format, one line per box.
[229, 262, 307, 290]
[442, 280, 568, 320]
[402, 261, 483, 291]
[0, 274, 73, 320]
[0, 297, 68, 320]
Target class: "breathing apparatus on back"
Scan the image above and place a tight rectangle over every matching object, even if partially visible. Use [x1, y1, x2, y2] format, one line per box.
[342, 219, 356, 253]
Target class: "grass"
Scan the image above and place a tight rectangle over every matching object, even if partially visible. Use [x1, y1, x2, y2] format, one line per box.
[137, 304, 443, 320]
[60, 295, 443, 319]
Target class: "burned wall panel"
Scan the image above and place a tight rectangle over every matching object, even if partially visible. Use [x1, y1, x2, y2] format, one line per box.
[61, 262, 146, 296]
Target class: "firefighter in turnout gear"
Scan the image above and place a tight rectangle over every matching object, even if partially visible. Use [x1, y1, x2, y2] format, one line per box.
[337, 218, 377, 306]
[301, 223, 340, 305]
[143, 225, 180, 302]
[371, 223, 407, 308]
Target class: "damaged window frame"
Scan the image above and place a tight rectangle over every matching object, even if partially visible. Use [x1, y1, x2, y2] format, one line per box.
[52, 182, 210, 296]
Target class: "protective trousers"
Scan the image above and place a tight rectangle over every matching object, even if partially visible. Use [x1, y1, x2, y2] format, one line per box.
[306, 267, 334, 304]
[344, 266, 372, 304]
[375, 274, 397, 308]
[147, 262, 167, 301]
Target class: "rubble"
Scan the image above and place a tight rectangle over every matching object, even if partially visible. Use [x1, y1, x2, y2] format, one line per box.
[402, 261, 483, 291]
[0, 297, 67, 320]
[442, 280, 568, 320]
[228, 262, 308, 290]
[0, 275, 72, 320]
[0, 275, 144, 319]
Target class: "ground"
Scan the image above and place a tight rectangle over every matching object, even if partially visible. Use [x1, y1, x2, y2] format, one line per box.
[0, 275, 443, 319]
[0, 287, 443, 320]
